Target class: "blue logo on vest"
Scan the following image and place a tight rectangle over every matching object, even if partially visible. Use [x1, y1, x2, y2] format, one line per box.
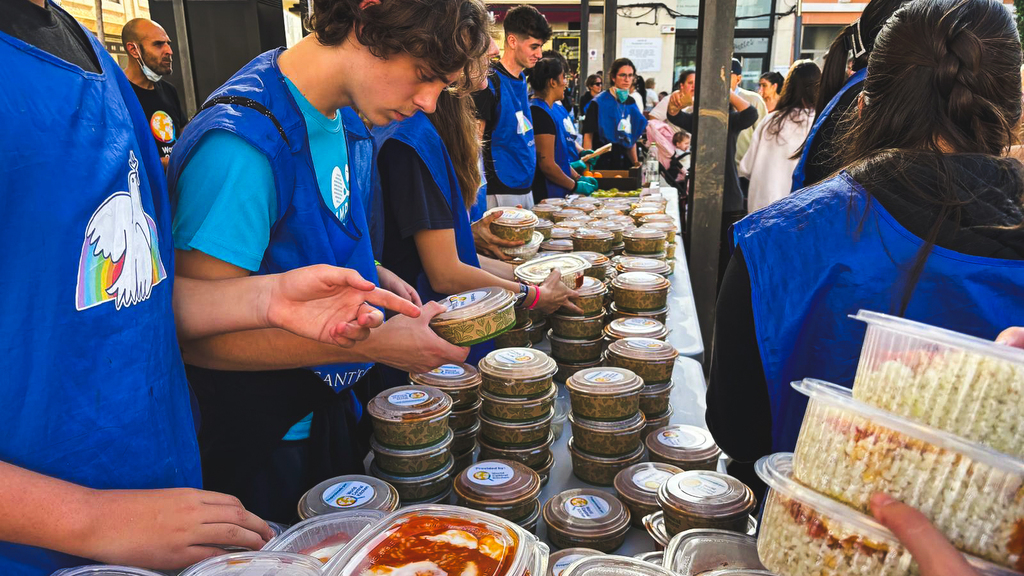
[516, 110, 533, 135]
[329, 164, 350, 222]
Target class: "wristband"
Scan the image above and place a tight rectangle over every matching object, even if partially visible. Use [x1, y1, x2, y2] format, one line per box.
[527, 286, 542, 310]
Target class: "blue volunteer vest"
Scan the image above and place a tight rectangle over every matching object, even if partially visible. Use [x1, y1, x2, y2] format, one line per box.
[373, 112, 495, 364]
[485, 68, 537, 192]
[733, 172, 1024, 453]
[0, 16, 200, 575]
[791, 68, 866, 192]
[530, 98, 574, 199]
[590, 90, 647, 149]
[554, 101, 582, 163]
[167, 50, 377, 390]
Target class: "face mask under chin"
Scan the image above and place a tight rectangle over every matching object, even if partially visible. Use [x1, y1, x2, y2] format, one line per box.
[133, 45, 163, 83]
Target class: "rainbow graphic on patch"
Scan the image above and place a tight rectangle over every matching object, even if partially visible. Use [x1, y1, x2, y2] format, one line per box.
[75, 212, 167, 311]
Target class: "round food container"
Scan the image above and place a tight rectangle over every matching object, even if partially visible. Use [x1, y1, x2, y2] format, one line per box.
[370, 427, 453, 477]
[179, 552, 323, 576]
[541, 238, 575, 252]
[535, 218, 555, 240]
[451, 441, 476, 475]
[609, 303, 669, 325]
[615, 256, 672, 277]
[480, 384, 557, 422]
[486, 207, 538, 242]
[639, 213, 673, 226]
[559, 220, 587, 231]
[567, 215, 595, 225]
[570, 201, 599, 213]
[574, 251, 612, 281]
[543, 488, 631, 552]
[624, 251, 667, 264]
[604, 317, 669, 342]
[657, 471, 756, 537]
[367, 385, 452, 449]
[548, 548, 605, 576]
[448, 396, 481, 430]
[548, 331, 606, 364]
[565, 367, 644, 421]
[297, 475, 399, 520]
[402, 484, 454, 507]
[612, 272, 670, 313]
[479, 407, 554, 447]
[549, 310, 606, 339]
[516, 254, 590, 289]
[451, 420, 480, 453]
[634, 551, 664, 565]
[551, 226, 574, 240]
[646, 424, 721, 470]
[592, 208, 623, 218]
[555, 358, 603, 383]
[552, 396, 570, 440]
[478, 429, 554, 468]
[638, 381, 674, 417]
[454, 459, 541, 521]
[528, 319, 548, 345]
[263, 510, 386, 565]
[408, 362, 481, 408]
[662, 528, 765, 576]
[479, 347, 558, 398]
[502, 231, 544, 261]
[560, 276, 607, 316]
[622, 228, 667, 255]
[532, 450, 555, 487]
[540, 197, 569, 207]
[642, 406, 674, 440]
[553, 208, 586, 223]
[591, 220, 627, 244]
[560, 556, 677, 576]
[533, 204, 559, 221]
[611, 242, 626, 256]
[429, 287, 516, 346]
[605, 338, 678, 384]
[630, 206, 665, 223]
[568, 410, 646, 456]
[517, 499, 542, 534]
[572, 228, 615, 254]
[615, 462, 685, 527]
[568, 437, 646, 486]
[494, 319, 533, 348]
[666, 243, 677, 260]
[641, 222, 677, 243]
[369, 454, 454, 503]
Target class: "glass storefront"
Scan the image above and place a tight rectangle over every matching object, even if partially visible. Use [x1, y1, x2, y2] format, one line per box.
[673, 0, 776, 90]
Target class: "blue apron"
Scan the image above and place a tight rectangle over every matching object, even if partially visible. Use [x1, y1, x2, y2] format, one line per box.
[590, 90, 647, 149]
[0, 14, 200, 574]
[554, 101, 582, 163]
[791, 68, 867, 192]
[373, 112, 495, 364]
[530, 98, 574, 199]
[167, 50, 377, 390]
[733, 172, 1024, 453]
[484, 67, 537, 194]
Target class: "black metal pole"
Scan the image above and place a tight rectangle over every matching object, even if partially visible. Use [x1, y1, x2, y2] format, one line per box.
[580, 0, 590, 83]
[603, 0, 617, 77]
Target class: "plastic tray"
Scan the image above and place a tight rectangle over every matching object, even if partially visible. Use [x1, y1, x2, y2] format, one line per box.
[179, 552, 324, 576]
[263, 510, 386, 564]
[548, 549, 604, 576]
[792, 378, 1024, 569]
[851, 310, 1024, 457]
[559, 555, 676, 576]
[662, 529, 764, 576]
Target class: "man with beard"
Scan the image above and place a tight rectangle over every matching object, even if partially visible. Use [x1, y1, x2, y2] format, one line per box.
[123, 18, 185, 169]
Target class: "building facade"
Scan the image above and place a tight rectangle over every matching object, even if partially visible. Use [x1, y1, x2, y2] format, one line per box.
[60, 0, 152, 68]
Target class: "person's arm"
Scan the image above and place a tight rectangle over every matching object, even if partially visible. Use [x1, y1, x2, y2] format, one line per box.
[667, 109, 694, 133]
[479, 254, 516, 280]
[472, 85, 494, 143]
[627, 144, 639, 166]
[738, 120, 765, 180]
[0, 461, 273, 571]
[729, 92, 759, 133]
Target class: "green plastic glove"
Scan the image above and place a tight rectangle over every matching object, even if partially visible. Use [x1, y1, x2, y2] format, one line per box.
[570, 160, 587, 173]
[573, 176, 599, 195]
[579, 149, 594, 159]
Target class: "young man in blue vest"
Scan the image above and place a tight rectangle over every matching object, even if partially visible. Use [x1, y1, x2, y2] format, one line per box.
[473, 5, 552, 209]
[167, 0, 489, 523]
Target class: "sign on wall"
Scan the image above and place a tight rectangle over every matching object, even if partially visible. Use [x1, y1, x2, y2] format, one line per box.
[621, 38, 663, 72]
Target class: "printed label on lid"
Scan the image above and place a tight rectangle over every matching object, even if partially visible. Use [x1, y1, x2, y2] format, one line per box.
[632, 469, 675, 492]
[658, 428, 703, 448]
[445, 290, 487, 312]
[388, 389, 430, 407]
[582, 370, 626, 384]
[678, 474, 730, 499]
[622, 318, 659, 328]
[626, 339, 663, 350]
[553, 555, 587, 576]
[467, 462, 514, 486]
[430, 364, 467, 378]
[322, 481, 375, 508]
[564, 495, 610, 520]
[494, 349, 536, 365]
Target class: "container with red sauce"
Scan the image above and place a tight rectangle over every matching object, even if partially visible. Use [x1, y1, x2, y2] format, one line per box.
[264, 510, 386, 565]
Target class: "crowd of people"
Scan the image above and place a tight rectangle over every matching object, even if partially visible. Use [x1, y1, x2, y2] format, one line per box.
[1, 0, 1021, 574]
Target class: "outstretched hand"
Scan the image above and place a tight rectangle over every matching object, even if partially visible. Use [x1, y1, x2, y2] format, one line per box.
[263, 264, 421, 347]
[473, 210, 524, 260]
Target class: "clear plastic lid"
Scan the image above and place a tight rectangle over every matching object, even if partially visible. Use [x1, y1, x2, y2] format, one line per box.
[853, 309, 1024, 363]
[566, 367, 643, 395]
[479, 347, 558, 381]
[264, 510, 387, 564]
[630, 206, 664, 218]
[640, 222, 677, 234]
[536, 218, 554, 230]
[573, 252, 611, 269]
[504, 232, 545, 256]
[323, 504, 547, 576]
[548, 548, 605, 576]
[643, 511, 670, 547]
[543, 489, 631, 538]
[615, 257, 671, 276]
[592, 220, 627, 233]
[486, 207, 539, 228]
[591, 209, 623, 218]
[607, 214, 636, 225]
[370, 427, 453, 458]
[702, 570, 775, 576]
[633, 551, 664, 565]
[607, 338, 678, 362]
[560, 221, 587, 230]
[179, 552, 324, 576]
[367, 385, 452, 423]
[662, 529, 764, 576]
[299, 475, 400, 519]
[657, 471, 755, 520]
[431, 287, 515, 323]
[533, 204, 560, 217]
[515, 254, 590, 284]
[540, 238, 575, 252]
[605, 318, 669, 340]
[568, 411, 646, 434]
[638, 214, 674, 225]
[539, 198, 569, 207]
[53, 568, 165, 576]
[614, 462, 685, 506]
[555, 209, 586, 220]
[409, 363, 481, 389]
[454, 459, 541, 506]
[572, 228, 614, 241]
[559, 555, 677, 576]
[645, 425, 722, 464]
[567, 215, 596, 224]
[612, 272, 671, 291]
[551, 227, 575, 240]
[623, 228, 667, 241]
[573, 276, 608, 297]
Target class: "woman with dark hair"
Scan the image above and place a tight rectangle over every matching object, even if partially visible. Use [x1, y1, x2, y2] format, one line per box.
[740, 60, 820, 212]
[579, 74, 602, 117]
[529, 57, 598, 201]
[791, 0, 909, 190]
[632, 74, 647, 112]
[582, 58, 648, 170]
[757, 70, 784, 112]
[710, 0, 1024, 498]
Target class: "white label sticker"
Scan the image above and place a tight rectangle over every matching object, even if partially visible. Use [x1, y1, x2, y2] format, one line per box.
[553, 554, 587, 576]
[467, 462, 515, 486]
[658, 428, 703, 448]
[678, 474, 730, 499]
[564, 495, 610, 520]
[583, 370, 625, 384]
[495, 349, 536, 365]
[626, 338, 663, 350]
[632, 469, 675, 492]
[430, 364, 467, 378]
[388, 389, 430, 407]
[445, 290, 487, 312]
[622, 318, 659, 328]
[321, 481, 375, 508]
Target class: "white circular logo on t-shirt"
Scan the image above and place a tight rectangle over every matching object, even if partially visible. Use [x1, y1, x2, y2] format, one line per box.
[331, 165, 350, 222]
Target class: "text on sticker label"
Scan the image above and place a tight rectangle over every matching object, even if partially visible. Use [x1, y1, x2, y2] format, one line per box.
[322, 481, 375, 508]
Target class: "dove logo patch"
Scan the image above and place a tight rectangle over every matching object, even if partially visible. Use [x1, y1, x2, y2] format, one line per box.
[330, 165, 350, 222]
[76, 151, 167, 311]
[563, 117, 577, 136]
[515, 110, 533, 135]
[617, 116, 632, 135]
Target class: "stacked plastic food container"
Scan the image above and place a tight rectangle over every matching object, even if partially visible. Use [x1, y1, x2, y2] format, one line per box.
[604, 337, 678, 439]
[409, 362, 483, 474]
[756, 310, 1024, 576]
[454, 458, 544, 533]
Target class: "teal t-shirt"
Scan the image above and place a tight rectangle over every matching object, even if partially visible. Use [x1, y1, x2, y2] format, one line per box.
[173, 77, 352, 441]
